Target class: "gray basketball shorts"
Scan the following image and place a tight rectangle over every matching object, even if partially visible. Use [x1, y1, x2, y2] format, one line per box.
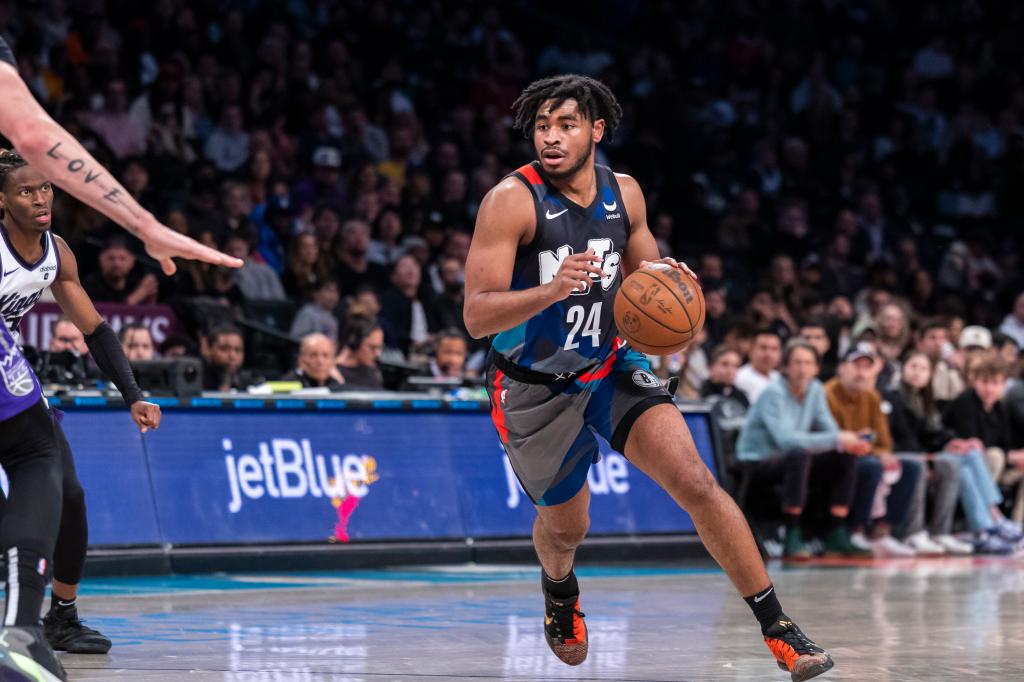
[486, 340, 674, 507]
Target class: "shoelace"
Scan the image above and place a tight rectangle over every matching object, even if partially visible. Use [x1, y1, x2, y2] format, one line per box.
[775, 624, 823, 656]
[547, 598, 585, 640]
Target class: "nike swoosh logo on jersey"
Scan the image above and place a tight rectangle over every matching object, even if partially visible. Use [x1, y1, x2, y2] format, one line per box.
[546, 208, 568, 219]
[602, 200, 617, 211]
[2, 269, 16, 277]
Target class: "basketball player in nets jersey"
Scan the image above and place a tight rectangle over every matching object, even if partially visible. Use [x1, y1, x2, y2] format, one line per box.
[465, 75, 834, 681]
[0, 149, 161, 665]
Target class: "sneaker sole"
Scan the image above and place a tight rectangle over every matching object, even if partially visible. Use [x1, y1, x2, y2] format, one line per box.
[0, 650, 65, 682]
[52, 639, 110, 655]
[777, 654, 835, 682]
[544, 626, 588, 666]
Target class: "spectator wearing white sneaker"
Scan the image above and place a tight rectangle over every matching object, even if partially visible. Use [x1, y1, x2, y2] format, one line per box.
[825, 343, 925, 558]
[943, 356, 1024, 554]
[883, 351, 973, 555]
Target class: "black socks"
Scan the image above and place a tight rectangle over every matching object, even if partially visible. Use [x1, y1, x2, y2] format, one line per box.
[49, 595, 76, 616]
[744, 583, 784, 633]
[542, 569, 579, 600]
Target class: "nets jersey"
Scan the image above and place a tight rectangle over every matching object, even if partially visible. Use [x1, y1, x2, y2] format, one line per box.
[492, 161, 630, 374]
[0, 227, 60, 346]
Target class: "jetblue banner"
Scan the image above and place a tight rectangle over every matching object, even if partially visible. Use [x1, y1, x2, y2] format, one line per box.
[12, 407, 719, 547]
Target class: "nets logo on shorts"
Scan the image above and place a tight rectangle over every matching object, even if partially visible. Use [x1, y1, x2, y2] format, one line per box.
[631, 369, 660, 388]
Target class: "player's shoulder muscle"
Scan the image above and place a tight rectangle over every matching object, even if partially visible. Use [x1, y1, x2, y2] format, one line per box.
[474, 176, 535, 247]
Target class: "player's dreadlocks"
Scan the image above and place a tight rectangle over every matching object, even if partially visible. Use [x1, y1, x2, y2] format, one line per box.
[0, 148, 27, 190]
[511, 74, 623, 141]
[0, 149, 27, 220]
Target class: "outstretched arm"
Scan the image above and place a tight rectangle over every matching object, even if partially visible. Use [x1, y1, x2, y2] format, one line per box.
[50, 236, 161, 431]
[0, 57, 240, 275]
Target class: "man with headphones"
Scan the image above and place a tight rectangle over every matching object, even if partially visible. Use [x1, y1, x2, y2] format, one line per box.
[337, 316, 385, 389]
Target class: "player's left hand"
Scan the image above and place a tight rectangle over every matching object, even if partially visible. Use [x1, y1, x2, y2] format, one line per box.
[639, 257, 699, 282]
[130, 400, 162, 433]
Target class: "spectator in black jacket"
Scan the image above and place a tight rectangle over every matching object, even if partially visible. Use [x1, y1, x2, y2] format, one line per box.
[943, 357, 1024, 540]
[379, 254, 439, 356]
[700, 346, 749, 408]
[882, 352, 970, 554]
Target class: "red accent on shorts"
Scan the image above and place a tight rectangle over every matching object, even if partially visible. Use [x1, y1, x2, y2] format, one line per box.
[518, 163, 543, 186]
[491, 369, 510, 442]
[578, 338, 623, 383]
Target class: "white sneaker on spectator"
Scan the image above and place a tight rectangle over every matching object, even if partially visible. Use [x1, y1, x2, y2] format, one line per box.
[870, 534, 917, 558]
[849, 531, 872, 552]
[933, 534, 974, 555]
[904, 531, 945, 556]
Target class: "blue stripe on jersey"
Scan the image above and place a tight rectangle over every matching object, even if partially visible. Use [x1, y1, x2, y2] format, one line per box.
[492, 321, 526, 355]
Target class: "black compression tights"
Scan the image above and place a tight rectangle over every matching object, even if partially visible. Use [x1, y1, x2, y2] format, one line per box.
[0, 412, 87, 588]
[0, 401, 63, 626]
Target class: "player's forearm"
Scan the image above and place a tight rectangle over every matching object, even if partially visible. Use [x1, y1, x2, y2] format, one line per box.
[464, 285, 558, 339]
[0, 70, 151, 235]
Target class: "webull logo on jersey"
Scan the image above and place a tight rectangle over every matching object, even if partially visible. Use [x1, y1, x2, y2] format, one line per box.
[223, 437, 378, 514]
[539, 238, 621, 295]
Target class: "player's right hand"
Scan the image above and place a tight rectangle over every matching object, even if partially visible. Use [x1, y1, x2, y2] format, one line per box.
[544, 248, 604, 301]
[138, 214, 243, 276]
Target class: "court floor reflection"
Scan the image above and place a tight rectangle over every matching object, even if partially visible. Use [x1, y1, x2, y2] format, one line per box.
[58, 558, 1024, 680]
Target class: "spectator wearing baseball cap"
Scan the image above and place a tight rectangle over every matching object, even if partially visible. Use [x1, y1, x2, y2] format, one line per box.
[825, 342, 928, 557]
[291, 144, 348, 216]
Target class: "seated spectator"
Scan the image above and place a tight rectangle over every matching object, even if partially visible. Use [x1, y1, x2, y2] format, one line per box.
[367, 208, 405, 266]
[160, 335, 194, 359]
[701, 345, 749, 408]
[281, 232, 333, 302]
[913, 318, 964, 404]
[379, 254, 439, 355]
[202, 324, 257, 392]
[119, 324, 156, 361]
[999, 292, 1024, 347]
[82, 237, 159, 304]
[336, 315, 384, 389]
[736, 340, 871, 558]
[282, 333, 344, 390]
[799, 319, 835, 381]
[992, 332, 1020, 380]
[943, 358, 1024, 536]
[825, 344, 927, 557]
[428, 330, 468, 379]
[290, 279, 340, 342]
[222, 233, 286, 301]
[334, 219, 390, 295]
[882, 352, 973, 555]
[50, 316, 88, 356]
[875, 302, 912, 365]
[203, 104, 250, 173]
[735, 329, 782, 404]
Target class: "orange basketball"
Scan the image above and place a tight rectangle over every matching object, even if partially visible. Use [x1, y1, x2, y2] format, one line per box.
[614, 264, 705, 355]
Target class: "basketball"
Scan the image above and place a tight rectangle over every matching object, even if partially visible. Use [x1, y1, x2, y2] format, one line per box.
[614, 264, 705, 354]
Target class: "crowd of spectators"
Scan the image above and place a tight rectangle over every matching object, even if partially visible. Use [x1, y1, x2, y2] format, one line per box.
[4, 0, 1024, 555]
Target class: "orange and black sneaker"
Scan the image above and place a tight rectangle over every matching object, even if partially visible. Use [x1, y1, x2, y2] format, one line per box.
[763, 618, 834, 681]
[543, 589, 588, 666]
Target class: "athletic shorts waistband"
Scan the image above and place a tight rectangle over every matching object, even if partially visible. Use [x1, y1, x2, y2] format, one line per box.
[490, 351, 602, 386]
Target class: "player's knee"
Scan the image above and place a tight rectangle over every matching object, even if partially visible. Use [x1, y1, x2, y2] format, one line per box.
[63, 479, 86, 514]
[677, 467, 719, 510]
[546, 519, 589, 551]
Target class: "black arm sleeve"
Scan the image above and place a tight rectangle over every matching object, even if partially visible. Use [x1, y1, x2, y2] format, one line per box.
[84, 322, 144, 406]
[0, 37, 15, 67]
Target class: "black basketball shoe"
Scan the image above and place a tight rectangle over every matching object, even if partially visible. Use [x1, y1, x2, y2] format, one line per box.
[44, 605, 111, 654]
[763, 618, 834, 681]
[543, 589, 588, 666]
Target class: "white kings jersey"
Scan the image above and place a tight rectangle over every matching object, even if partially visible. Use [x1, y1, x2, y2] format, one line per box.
[0, 227, 60, 346]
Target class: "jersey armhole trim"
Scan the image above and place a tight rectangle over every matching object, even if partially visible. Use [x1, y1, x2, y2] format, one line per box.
[606, 170, 632, 235]
[510, 171, 544, 252]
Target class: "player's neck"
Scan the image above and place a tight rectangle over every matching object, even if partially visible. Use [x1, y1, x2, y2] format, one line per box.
[3, 223, 44, 261]
[547, 164, 597, 207]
